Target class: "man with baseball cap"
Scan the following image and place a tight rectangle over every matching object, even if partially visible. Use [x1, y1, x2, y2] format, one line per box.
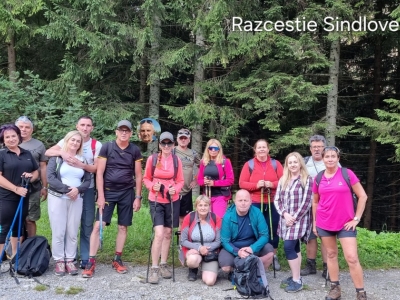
[82, 120, 143, 278]
[173, 129, 201, 226]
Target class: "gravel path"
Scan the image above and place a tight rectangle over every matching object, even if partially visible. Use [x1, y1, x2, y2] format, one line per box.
[0, 261, 398, 299]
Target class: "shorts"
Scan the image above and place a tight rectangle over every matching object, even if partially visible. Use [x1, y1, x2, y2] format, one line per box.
[201, 260, 219, 274]
[0, 198, 29, 243]
[316, 227, 357, 238]
[149, 200, 179, 228]
[27, 189, 41, 221]
[179, 191, 193, 217]
[96, 189, 134, 226]
[218, 243, 274, 268]
[308, 230, 318, 240]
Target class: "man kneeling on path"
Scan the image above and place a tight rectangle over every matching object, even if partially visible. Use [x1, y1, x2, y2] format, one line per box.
[82, 120, 142, 278]
[219, 189, 274, 277]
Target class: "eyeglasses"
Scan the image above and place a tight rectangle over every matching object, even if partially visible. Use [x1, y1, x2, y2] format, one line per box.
[208, 146, 220, 151]
[178, 130, 190, 136]
[117, 128, 131, 133]
[140, 119, 153, 124]
[323, 146, 340, 154]
[311, 146, 324, 149]
[160, 142, 174, 147]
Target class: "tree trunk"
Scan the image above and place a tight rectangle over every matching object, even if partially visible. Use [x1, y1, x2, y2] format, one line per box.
[139, 54, 147, 103]
[325, 39, 340, 146]
[363, 33, 382, 230]
[7, 29, 17, 82]
[148, 15, 161, 120]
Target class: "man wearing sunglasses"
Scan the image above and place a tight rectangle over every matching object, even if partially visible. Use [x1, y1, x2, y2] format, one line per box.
[173, 129, 201, 226]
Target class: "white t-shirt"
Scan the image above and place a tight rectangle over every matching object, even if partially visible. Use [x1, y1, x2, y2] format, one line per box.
[59, 156, 85, 200]
[57, 138, 102, 188]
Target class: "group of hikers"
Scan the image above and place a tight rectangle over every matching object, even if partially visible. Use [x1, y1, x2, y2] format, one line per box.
[0, 115, 368, 300]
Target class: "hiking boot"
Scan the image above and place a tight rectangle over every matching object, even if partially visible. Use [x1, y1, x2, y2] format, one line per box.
[188, 268, 198, 281]
[300, 258, 317, 276]
[281, 276, 293, 285]
[65, 260, 78, 275]
[326, 283, 341, 300]
[322, 262, 330, 280]
[148, 267, 160, 284]
[82, 261, 95, 278]
[80, 260, 88, 270]
[159, 263, 172, 279]
[356, 291, 367, 300]
[55, 260, 66, 276]
[285, 279, 303, 293]
[273, 255, 281, 271]
[112, 258, 128, 274]
[227, 271, 234, 282]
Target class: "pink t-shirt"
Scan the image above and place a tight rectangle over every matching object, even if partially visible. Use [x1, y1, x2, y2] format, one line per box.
[312, 168, 359, 231]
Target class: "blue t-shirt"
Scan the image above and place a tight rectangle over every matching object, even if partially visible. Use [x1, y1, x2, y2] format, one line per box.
[232, 213, 256, 249]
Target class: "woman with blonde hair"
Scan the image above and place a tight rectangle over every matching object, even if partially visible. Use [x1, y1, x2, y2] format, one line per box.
[47, 130, 91, 276]
[274, 152, 312, 293]
[197, 139, 234, 218]
[180, 195, 222, 285]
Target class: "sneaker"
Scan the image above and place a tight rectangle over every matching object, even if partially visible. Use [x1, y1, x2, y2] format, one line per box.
[285, 279, 303, 293]
[188, 268, 198, 281]
[65, 260, 78, 275]
[55, 260, 66, 276]
[273, 255, 281, 271]
[148, 267, 160, 284]
[281, 276, 293, 285]
[300, 258, 317, 276]
[82, 262, 95, 278]
[159, 263, 172, 279]
[112, 259, 128, 274]
[356, 291, 367, 300]
[326, 283, 341, 300]
[80, 260, 88, 269]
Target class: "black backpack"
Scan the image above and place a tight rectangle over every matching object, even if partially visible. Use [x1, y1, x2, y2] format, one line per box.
[11, 236, 51, 277]
[233, 254, 272, 299]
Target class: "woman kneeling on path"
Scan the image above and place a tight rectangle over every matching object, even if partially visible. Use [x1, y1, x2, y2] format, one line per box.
[312, 146, 367, 300]
[274, 152, 312, 293]
[181, 195, 222, 286]
[143, 132, 184, 284]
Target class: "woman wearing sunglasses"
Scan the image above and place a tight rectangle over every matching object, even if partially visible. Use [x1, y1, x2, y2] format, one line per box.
[238, 139, 284, 270]
[312, 146, 367, 300]
[197, 139, 234, 218]
[143, 131, 184, 284]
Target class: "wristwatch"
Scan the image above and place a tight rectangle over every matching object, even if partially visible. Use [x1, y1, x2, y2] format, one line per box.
[354, 216, 360, 222]
[135, 195, 143, 200]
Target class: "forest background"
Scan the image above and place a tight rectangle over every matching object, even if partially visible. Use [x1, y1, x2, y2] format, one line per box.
[1, 0, 400, 233]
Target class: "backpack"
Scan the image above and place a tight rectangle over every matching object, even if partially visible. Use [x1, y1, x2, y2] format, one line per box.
[233, 254, 271, 299]
[151, 152, 179, 181]
[248, 158, 277, 175]
[11, 236, 51, 277]
[91, 138, 97, 158]
[315, 167, 357, 211]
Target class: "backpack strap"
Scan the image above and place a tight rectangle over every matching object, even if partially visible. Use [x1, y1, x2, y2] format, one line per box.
[248, 158, 277, 175]
[172, 154, 178, 181]
[304, 156, 310, 164]
[271, 158, 277, 173]
[341, 168, 352, 190]
[91, 139, 97, 158]
[315, 170, 324, 192]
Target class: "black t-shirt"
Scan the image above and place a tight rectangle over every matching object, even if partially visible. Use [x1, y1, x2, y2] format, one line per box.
[204, 161, 222, 196]
[98, 141, 142, 191]
[0, 147, 39, 201]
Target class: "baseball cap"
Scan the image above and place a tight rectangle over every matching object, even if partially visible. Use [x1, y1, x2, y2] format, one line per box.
[177, 128, 191, 139]
[117, 120, 132, 130]
[159, 131, 174, 143]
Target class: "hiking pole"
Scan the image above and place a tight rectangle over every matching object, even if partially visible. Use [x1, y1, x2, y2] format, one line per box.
[168, 185, 175, 282]
[260, 187, 264, 213]
[146, 190, 158, 283]
[267, 188, 276, 278]
[14, 177, 31, 276]
[99, 212, 103, 250]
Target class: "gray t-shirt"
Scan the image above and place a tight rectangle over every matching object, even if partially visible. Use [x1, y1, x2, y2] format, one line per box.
[19, 138, 48, 187]
[173, 147, 200, 195]
[305, 157, 341, 179]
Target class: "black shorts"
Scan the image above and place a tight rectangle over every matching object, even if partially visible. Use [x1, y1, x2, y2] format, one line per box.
[96, 189, 134, 226]
[317, 226, 357, 238]
[0, 198, 29, 243]
[149, 200, 179, 228]
[179, 191, 193, 217]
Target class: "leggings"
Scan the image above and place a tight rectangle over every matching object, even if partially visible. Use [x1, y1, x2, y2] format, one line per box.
[283, 239, 301, 260]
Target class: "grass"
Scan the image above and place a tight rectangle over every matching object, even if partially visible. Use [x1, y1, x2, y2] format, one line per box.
[37, 200, 400, 269]
[33, 285, 48, 291]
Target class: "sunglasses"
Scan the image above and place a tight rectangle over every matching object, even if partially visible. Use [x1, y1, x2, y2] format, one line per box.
[160, 142, 174, 147]
[140, 119, 153, 124]
[323, 146, 340, 154]
[178, 130, 190, 136]
[208, 146, 220, 151]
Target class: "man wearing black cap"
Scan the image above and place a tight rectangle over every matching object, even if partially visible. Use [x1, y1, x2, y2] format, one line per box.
[173, 128, 201, 226]
[82, 120, 143, 278]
